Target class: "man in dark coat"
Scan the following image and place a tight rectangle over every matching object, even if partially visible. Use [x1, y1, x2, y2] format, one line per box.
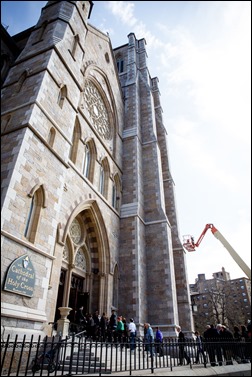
[176, 326, 191, 365]
[203, 324, 221, 366]
[219, 325, 234, 365]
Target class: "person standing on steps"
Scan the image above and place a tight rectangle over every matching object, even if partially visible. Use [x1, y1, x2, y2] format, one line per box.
[155, 326, 164, 356]
[128, 318, 137, 351]
[144, 323, 155, 357]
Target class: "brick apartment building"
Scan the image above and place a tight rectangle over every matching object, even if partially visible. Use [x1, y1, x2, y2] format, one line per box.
[190, 267, 251, 334]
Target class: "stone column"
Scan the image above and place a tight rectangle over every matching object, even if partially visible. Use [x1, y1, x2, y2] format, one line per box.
[57, 307, 72, 337]
[99, 273, 106, 312]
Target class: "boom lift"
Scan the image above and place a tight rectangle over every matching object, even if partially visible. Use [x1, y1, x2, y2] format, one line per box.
[183, 223, 251, 280]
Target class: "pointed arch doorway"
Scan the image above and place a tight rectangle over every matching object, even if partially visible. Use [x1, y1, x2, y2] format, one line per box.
[68, 274, 89, 322]
[54, 201, 110, 326]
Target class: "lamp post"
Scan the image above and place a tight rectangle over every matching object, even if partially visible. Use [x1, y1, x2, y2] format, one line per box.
[191, 297, 197, 313]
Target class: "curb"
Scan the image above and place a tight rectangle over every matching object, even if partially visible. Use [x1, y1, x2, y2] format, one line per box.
[87, 363, 251, 376]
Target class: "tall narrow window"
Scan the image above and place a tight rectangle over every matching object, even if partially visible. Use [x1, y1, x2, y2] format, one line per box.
[48, 127, 56, 147]
[112, 184, 116, 209]
[2, 114, 11, 132]
[83, 143, 90, 178]
[116, 58, 124, 73]
[99, 165, 105, 196]
[24, 196, 35, 238]
[82, 138, 96, 183]
[24, 185, 46, 243]
[71, 34, 79, 59]
[17, 70, 28, 93]
[58, 84, 67, 108]
[112, 174, 121, 212]
[99, 158, 110, 199]
[69, 118, 81, 163]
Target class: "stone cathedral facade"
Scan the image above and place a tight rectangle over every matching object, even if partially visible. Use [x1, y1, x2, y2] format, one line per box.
[1, 1, 193, 339]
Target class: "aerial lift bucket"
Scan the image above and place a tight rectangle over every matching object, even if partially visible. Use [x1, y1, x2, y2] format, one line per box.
[182, 235, 196, 252]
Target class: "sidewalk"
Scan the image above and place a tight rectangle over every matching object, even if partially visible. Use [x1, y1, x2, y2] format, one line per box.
[86, 363, 251, 376]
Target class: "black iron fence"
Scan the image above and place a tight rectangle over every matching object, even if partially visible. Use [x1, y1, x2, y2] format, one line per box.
[1, 334, 251, 376]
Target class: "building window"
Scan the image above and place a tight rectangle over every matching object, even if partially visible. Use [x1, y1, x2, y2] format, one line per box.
[82, 80, 111, 140]
[99, 158, 110, 199]
[116, 58, 124, 73]
[99, 165, 105, 196]
[112, 184, 117, 209]
[17, 70, 28, 93]
[105, 52, 110, 63]
[24, 185, 46, 243]
[69, 118, 81, 163]
[2, 114, 11, 132]
[24, 196, 35, 239]
[82, 138, 96, 183]
[58, 84, 67, 108]
[71, 34, 79, 59]
[83, 144, 90, 178]
[112, 173, 121, 212]
[48, 127, 56, 147]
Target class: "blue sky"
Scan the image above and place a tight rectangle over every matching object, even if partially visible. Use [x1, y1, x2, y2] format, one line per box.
[1, 1, 251, 284]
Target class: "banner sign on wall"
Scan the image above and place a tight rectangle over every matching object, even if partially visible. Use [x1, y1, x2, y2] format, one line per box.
[4, 254, 35, 297]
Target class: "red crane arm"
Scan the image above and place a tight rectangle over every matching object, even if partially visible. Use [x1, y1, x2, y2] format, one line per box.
[183, 223, 218, 251]
[182, 224, 251, 279]
[194, 223, 217, 247]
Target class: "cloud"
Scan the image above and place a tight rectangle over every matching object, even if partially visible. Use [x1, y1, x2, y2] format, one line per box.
[107, 1, 137, 27]
[169, 121, 241, 193]
[106, 1, 162, 48]
[105, 0, 250, 196]
[102, 1, 251, 282]
[156, 4, 251, 144]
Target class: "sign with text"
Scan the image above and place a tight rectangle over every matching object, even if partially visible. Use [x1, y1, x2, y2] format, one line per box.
[4, 254, 35, 297]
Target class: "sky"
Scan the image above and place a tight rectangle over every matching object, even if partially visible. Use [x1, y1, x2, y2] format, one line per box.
[1, 1, 251, 284]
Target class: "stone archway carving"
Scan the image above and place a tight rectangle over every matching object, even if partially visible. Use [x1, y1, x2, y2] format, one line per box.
[60, 200, 111, 315]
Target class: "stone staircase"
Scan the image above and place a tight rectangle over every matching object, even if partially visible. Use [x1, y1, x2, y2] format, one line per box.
[58, 350, 112, 374]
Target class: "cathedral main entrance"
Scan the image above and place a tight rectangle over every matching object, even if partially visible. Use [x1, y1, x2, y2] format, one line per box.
[68, 275, 89, 322]
[54, 271, 89, 326]
[53, 202, 112, 329]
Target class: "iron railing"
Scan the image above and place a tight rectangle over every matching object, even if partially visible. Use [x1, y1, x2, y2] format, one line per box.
[1, 334, 251, 376]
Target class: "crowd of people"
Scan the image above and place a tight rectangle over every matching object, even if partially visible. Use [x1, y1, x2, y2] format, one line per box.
[71, 307, 251, 364]
[201, 322, 251, 366]
[72, 307, 139, 349]
[71, 307, 165, 353]
[175, 322, 251, 366]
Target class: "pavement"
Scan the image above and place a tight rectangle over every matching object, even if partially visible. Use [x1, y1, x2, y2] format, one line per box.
[11, 360, 250, 376]
[85, 363, 251, 376]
